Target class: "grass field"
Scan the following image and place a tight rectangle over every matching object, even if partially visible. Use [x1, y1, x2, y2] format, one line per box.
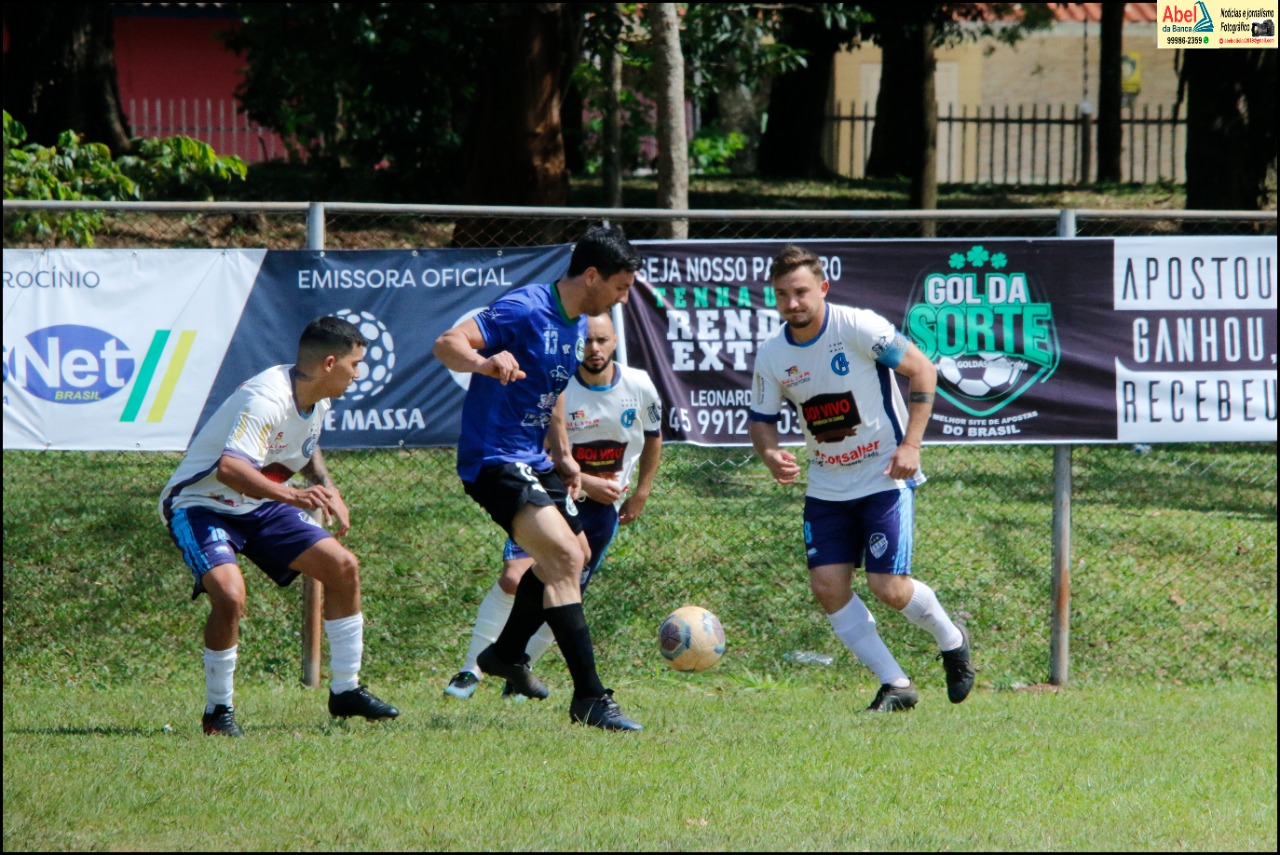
[3, 441, 1276, 850]
[3, 681, 1275, 850]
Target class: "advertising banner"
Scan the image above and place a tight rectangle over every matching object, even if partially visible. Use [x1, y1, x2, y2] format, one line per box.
[622, 238, 1276, 445]
[3, 249, 263, 450]
[6, 239, 1273, 451]
[196, 246, 573, 448]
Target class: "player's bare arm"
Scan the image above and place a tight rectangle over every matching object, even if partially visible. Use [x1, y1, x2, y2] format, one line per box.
[432, 318, 527, 385]
[749, 420, 800, 486]
[581, 471, 627, 505]
[619, 434, 662, 525]
[548, 394, 582, 494]
[301, 450, 351, 537]
[884, 342, 938, 479]
[216, 454, 336, 516]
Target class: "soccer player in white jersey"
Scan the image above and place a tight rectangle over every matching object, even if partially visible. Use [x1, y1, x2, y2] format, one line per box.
[748, 245, 975, 712]
[160, 316, 399, 736]
[444, 312, 663, 700]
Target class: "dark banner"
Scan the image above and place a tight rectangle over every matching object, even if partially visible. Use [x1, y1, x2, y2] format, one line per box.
[199, 246, 573, 448]
[622, 238, 1220, 445]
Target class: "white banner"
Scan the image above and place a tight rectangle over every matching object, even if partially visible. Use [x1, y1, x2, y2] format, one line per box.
[1112, 237, 1277, 442]
[3, 249, 263, 450]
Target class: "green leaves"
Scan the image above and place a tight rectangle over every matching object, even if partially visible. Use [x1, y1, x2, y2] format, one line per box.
[4, 111, 246, 246]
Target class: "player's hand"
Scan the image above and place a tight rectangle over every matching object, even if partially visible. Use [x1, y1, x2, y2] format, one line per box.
[483, 352, 526, 385]
[556, 455, 582, 496]
[883, 442, 921, 481]
[764, 449, 800, 485]
[323, 489, 352, 538]
[618, 492, 648, 525]
[583, 473, 626, 505]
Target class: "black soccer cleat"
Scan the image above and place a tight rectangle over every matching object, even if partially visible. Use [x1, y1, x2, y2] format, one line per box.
[863, 681, 919, 713]
[938, 625, 976, 704]
[443, 670, 480, 699]
[476, 645, 549, 700]
[202, 704, 244, 737]
[569, 690, 644, 732]
[501, 679, 529, 702]
[328, 684, 400, 720]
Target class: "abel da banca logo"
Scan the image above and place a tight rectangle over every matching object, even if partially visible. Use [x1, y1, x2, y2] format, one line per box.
[4, 324, 196, 422]
[904, 245, 1061, 417]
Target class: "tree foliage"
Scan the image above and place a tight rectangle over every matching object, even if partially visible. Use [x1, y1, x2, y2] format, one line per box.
[222, 3, 498, 198]
[4, 111, 247, 246]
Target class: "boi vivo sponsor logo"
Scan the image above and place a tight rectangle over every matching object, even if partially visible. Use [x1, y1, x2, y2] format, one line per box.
[905, 245, 1060, 417]
[4, 324, 196, 422]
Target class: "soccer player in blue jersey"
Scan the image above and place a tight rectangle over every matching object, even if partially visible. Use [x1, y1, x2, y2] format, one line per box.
[433, 225, 645, 731]
[749, 245, 975, 713]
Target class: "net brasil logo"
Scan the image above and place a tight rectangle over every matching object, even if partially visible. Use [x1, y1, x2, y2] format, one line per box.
[4, 325, 195, 422]
[904, 245, 1060, 417]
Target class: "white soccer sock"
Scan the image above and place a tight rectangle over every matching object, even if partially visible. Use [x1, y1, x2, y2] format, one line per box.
[465, 581, 515, 675]
[524, 622, 557, 667]
[203, 645, 237, 713]
[899, 579, 964, 652]
[324, 613, 364, 695]
[828, 595, 909, 686]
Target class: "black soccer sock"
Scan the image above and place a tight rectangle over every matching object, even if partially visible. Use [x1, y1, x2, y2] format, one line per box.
[544, 602, 607, 700]
[492, 569, 547, 663]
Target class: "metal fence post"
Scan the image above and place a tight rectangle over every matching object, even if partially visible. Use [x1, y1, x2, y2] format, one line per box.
[302, 201, 326, 689]
[1050, 207, 1076, 685]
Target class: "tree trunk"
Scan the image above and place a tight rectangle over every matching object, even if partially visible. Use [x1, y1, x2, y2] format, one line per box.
[1096, 3, 1125, 183]
[717, 55, 769, 176]
[601, 3, 625, 207]
[1181, 49, 1278, 211]
[3, 3, 132, 154]
[865, 10, 928, 180]
[455, 3, 569, 246]
[650, 3, 688, 239]
[911, 20, 938, 237]
[758, 8, 841, 179]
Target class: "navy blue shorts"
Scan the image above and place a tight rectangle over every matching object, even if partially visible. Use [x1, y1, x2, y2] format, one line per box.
[464, 462, 585, 539]
[167, 503, 332, 599]
[802, 488, 915, 574]
[503, 497, 619, 590]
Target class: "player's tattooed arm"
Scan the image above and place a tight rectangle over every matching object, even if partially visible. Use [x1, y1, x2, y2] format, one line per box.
[909, 391, 935, 404]
[301, 450, 335, 489]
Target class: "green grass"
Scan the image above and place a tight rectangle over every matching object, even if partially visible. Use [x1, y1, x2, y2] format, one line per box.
[3, 681, 1275, 850]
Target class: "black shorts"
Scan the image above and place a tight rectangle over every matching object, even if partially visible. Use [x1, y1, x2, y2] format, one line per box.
[463, 462, 584, 539]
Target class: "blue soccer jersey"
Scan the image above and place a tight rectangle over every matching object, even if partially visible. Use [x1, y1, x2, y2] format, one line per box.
[456, 283, 587, 481]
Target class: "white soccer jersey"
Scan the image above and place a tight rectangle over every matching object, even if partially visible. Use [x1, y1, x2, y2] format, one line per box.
[159, 365, 331, 521]
[751, 303, 925, 502]
[564, 362, 662, 508]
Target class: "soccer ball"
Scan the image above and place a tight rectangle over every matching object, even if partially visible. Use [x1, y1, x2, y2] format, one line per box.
[658, 606, 725, 672]
[936, 352, 1025, 399]
[335, 308, 396, 401]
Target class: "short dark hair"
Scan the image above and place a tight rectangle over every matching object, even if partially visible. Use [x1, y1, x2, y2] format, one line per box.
[769, 244, 825, 283]
[567, 225, 642, 278]
[298, 315, 366, 364]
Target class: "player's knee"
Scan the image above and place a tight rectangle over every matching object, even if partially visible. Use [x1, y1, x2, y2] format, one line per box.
[498, 561, 527, 595]
[208, 582, 246, 620]
[544, 540, 585, 579]
[866, 574, 911, 610]
[809, 573, 845, 606]
[325, 549, 361, 593]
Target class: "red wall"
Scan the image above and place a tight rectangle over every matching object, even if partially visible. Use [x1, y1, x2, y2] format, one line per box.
[113, 16, 247, 106]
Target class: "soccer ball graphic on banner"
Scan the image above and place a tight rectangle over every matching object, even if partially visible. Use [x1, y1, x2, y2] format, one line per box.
[658, 606, 726, 672]
[336, 309, 395, 401]
[936, 352, 1025, 400]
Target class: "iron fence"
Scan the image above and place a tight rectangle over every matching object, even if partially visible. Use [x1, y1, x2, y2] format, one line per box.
[2, 203, 1276, 690]
[826, 102, 1188, 185]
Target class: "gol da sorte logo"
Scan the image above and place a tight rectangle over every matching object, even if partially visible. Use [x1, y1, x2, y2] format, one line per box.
[904, 245, 1060, 417]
